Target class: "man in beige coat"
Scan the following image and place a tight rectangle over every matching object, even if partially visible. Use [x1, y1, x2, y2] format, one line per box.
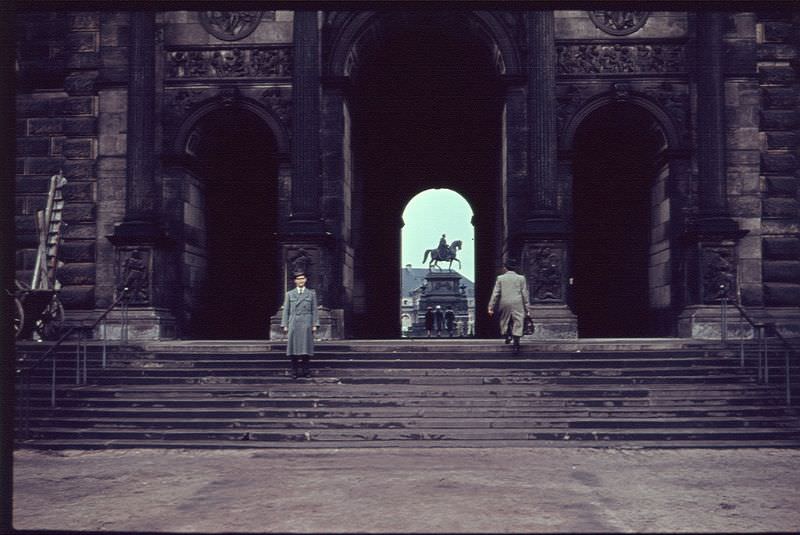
[488, 259, 530, 355]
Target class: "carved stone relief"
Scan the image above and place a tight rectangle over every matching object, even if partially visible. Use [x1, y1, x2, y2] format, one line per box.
[525, 246, 564, 302]
[556, 44, 685, 75]
[165, 47, 292, 79]
[260, 87, 293, 128]
[651, 82, 690, 145]
[701, 246, 736, 303]
[588, 11, 650, 36]
[199, 11, 272, 41]
[556, 85, 587, 137]
[115, 247, 151, 305]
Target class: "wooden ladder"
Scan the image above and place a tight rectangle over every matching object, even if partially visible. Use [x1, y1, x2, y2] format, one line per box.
[31, 171, 68, 291]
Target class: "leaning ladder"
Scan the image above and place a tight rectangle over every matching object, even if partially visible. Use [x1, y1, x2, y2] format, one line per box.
[31, 171, 68, 291]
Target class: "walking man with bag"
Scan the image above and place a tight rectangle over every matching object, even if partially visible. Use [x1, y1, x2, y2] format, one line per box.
[488, 259, 530, 355]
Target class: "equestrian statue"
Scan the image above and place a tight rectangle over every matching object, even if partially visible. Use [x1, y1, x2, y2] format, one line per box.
[423, 234, 462, 271]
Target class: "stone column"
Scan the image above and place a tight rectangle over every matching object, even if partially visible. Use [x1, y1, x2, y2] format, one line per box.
[289, 10, 322, 229]
[678, 12, 747, 338]
[107, 12, 176, 340]
[518, 11, 576, 338]
[272, 11, 342, 339]
[526, 11, 558, 219]
[696, 12, 727, 217]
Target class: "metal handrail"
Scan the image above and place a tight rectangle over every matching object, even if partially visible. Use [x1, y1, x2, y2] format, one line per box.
[725, 299, 797, 406]
[16, 288, 131, 439]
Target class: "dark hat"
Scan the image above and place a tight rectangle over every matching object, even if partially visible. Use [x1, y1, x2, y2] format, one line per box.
[292, 270, 307, 278]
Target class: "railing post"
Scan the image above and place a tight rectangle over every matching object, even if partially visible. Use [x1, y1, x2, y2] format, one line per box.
[121, 296, 129, 347]
[720, 286, 728, 344]
[785, 348, 791, 406]
[101, 320, 107, 369]
[82, 335, 88, 384]
[75, 331, 81, 385]
[50, 355, 56, 408]
[738, 307, 745, 368]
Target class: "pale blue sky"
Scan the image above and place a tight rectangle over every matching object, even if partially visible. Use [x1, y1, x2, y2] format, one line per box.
[401, 189, 475, 282]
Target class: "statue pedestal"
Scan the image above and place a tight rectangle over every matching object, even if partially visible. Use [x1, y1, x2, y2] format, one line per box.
[413, 270, 469, 337]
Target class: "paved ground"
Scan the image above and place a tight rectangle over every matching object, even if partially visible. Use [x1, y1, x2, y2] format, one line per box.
[12, 446, 800, 533]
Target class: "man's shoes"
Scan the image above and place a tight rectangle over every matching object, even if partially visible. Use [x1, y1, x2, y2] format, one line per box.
[505, 336, 512, 344]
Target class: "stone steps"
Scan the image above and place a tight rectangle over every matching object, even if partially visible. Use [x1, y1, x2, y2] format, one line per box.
[15, 341, 800, 449]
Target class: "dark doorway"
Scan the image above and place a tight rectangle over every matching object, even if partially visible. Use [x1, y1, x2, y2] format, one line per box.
[349, 13, 503, 338]
[572, 103, 663, 337]
[192, 108, 280, 339]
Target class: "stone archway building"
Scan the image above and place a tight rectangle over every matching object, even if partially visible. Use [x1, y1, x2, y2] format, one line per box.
[13, 9, 800, 340]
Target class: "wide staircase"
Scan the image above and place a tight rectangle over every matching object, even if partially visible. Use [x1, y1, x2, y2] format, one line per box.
[14, 339, 800, 449]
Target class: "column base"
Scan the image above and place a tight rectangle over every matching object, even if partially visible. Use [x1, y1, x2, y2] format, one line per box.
[92, 307, 177, 341]
[269, 307, 344, 341]
[525, 304, 578, 339]
[677, 305, 755, 340]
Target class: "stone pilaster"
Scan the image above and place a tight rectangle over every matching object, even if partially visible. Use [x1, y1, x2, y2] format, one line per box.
[107, 11, 175, 340]
[678, 12, 748, 339]
[519, 11, 576, 338]
[289, 10, 322, 229]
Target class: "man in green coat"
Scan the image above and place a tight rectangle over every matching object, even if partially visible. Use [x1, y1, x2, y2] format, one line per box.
[281, 271, 319, 378]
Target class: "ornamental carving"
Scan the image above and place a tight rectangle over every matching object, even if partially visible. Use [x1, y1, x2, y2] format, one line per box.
[165, 47, 292, 79]
[556, 44, 685, 75]
[588, 11, 650, 36]
[200, 11, 267, 41]
[526, 246, 563, 302]
[260, 87, 292, 128]
[701, 246, 736, 303]
[652, 82, 690, 145]
[116, 247, 150, 305]
[556, 85, 587, 136]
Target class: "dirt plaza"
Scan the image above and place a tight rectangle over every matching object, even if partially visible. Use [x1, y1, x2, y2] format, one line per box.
[12, 446, 800, 533]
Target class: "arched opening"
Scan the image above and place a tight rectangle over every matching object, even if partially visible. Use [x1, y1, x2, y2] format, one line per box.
[401, 189, 476, 338]
[347, 12, 503, 338]
[571, 102, 669, 338]
[189, 107, 281, 339]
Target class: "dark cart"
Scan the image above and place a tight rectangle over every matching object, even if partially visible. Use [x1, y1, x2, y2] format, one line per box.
[13, 281, 65, 340]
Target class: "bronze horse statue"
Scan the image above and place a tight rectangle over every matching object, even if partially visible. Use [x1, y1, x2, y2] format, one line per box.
[423, 240, 462, 271]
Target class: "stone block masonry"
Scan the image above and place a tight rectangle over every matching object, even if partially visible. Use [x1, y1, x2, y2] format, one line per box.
[757, 13, 800, 307]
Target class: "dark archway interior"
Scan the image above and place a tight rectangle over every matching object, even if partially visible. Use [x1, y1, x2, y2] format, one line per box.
[192, 108, 280, 339]
[349, 13, 503, 338]
[572, 103, 664, 337]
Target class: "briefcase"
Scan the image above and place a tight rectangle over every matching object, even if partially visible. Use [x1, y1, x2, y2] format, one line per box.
[523, 315, 535, 335]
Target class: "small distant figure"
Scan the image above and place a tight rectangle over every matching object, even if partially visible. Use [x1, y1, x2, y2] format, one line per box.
[488, 259, 530, 355]
[281, 270, 319, 379]
[424, 306, 434, 338]
[434, 305, 445, 337]
[444, 306, 456, 337]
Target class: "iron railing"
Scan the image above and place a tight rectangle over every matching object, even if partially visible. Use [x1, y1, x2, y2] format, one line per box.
[15, 288, 131, 439]
[719, 291, 798, 406]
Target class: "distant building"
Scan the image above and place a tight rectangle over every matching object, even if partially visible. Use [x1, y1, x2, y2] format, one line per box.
[401, 265, 475, 337]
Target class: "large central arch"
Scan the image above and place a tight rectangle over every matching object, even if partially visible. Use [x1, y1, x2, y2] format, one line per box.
[329, 11, 512, 338]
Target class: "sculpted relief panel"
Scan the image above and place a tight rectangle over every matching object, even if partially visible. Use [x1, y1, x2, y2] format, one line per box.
[556, 43, 686, 75]
[165, 47, 292, 79]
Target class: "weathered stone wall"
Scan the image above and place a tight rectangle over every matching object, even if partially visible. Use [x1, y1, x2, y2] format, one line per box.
[724, 12, 763, 307]
[15, 12, 102, 314]
[757, 12, 800, 308]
